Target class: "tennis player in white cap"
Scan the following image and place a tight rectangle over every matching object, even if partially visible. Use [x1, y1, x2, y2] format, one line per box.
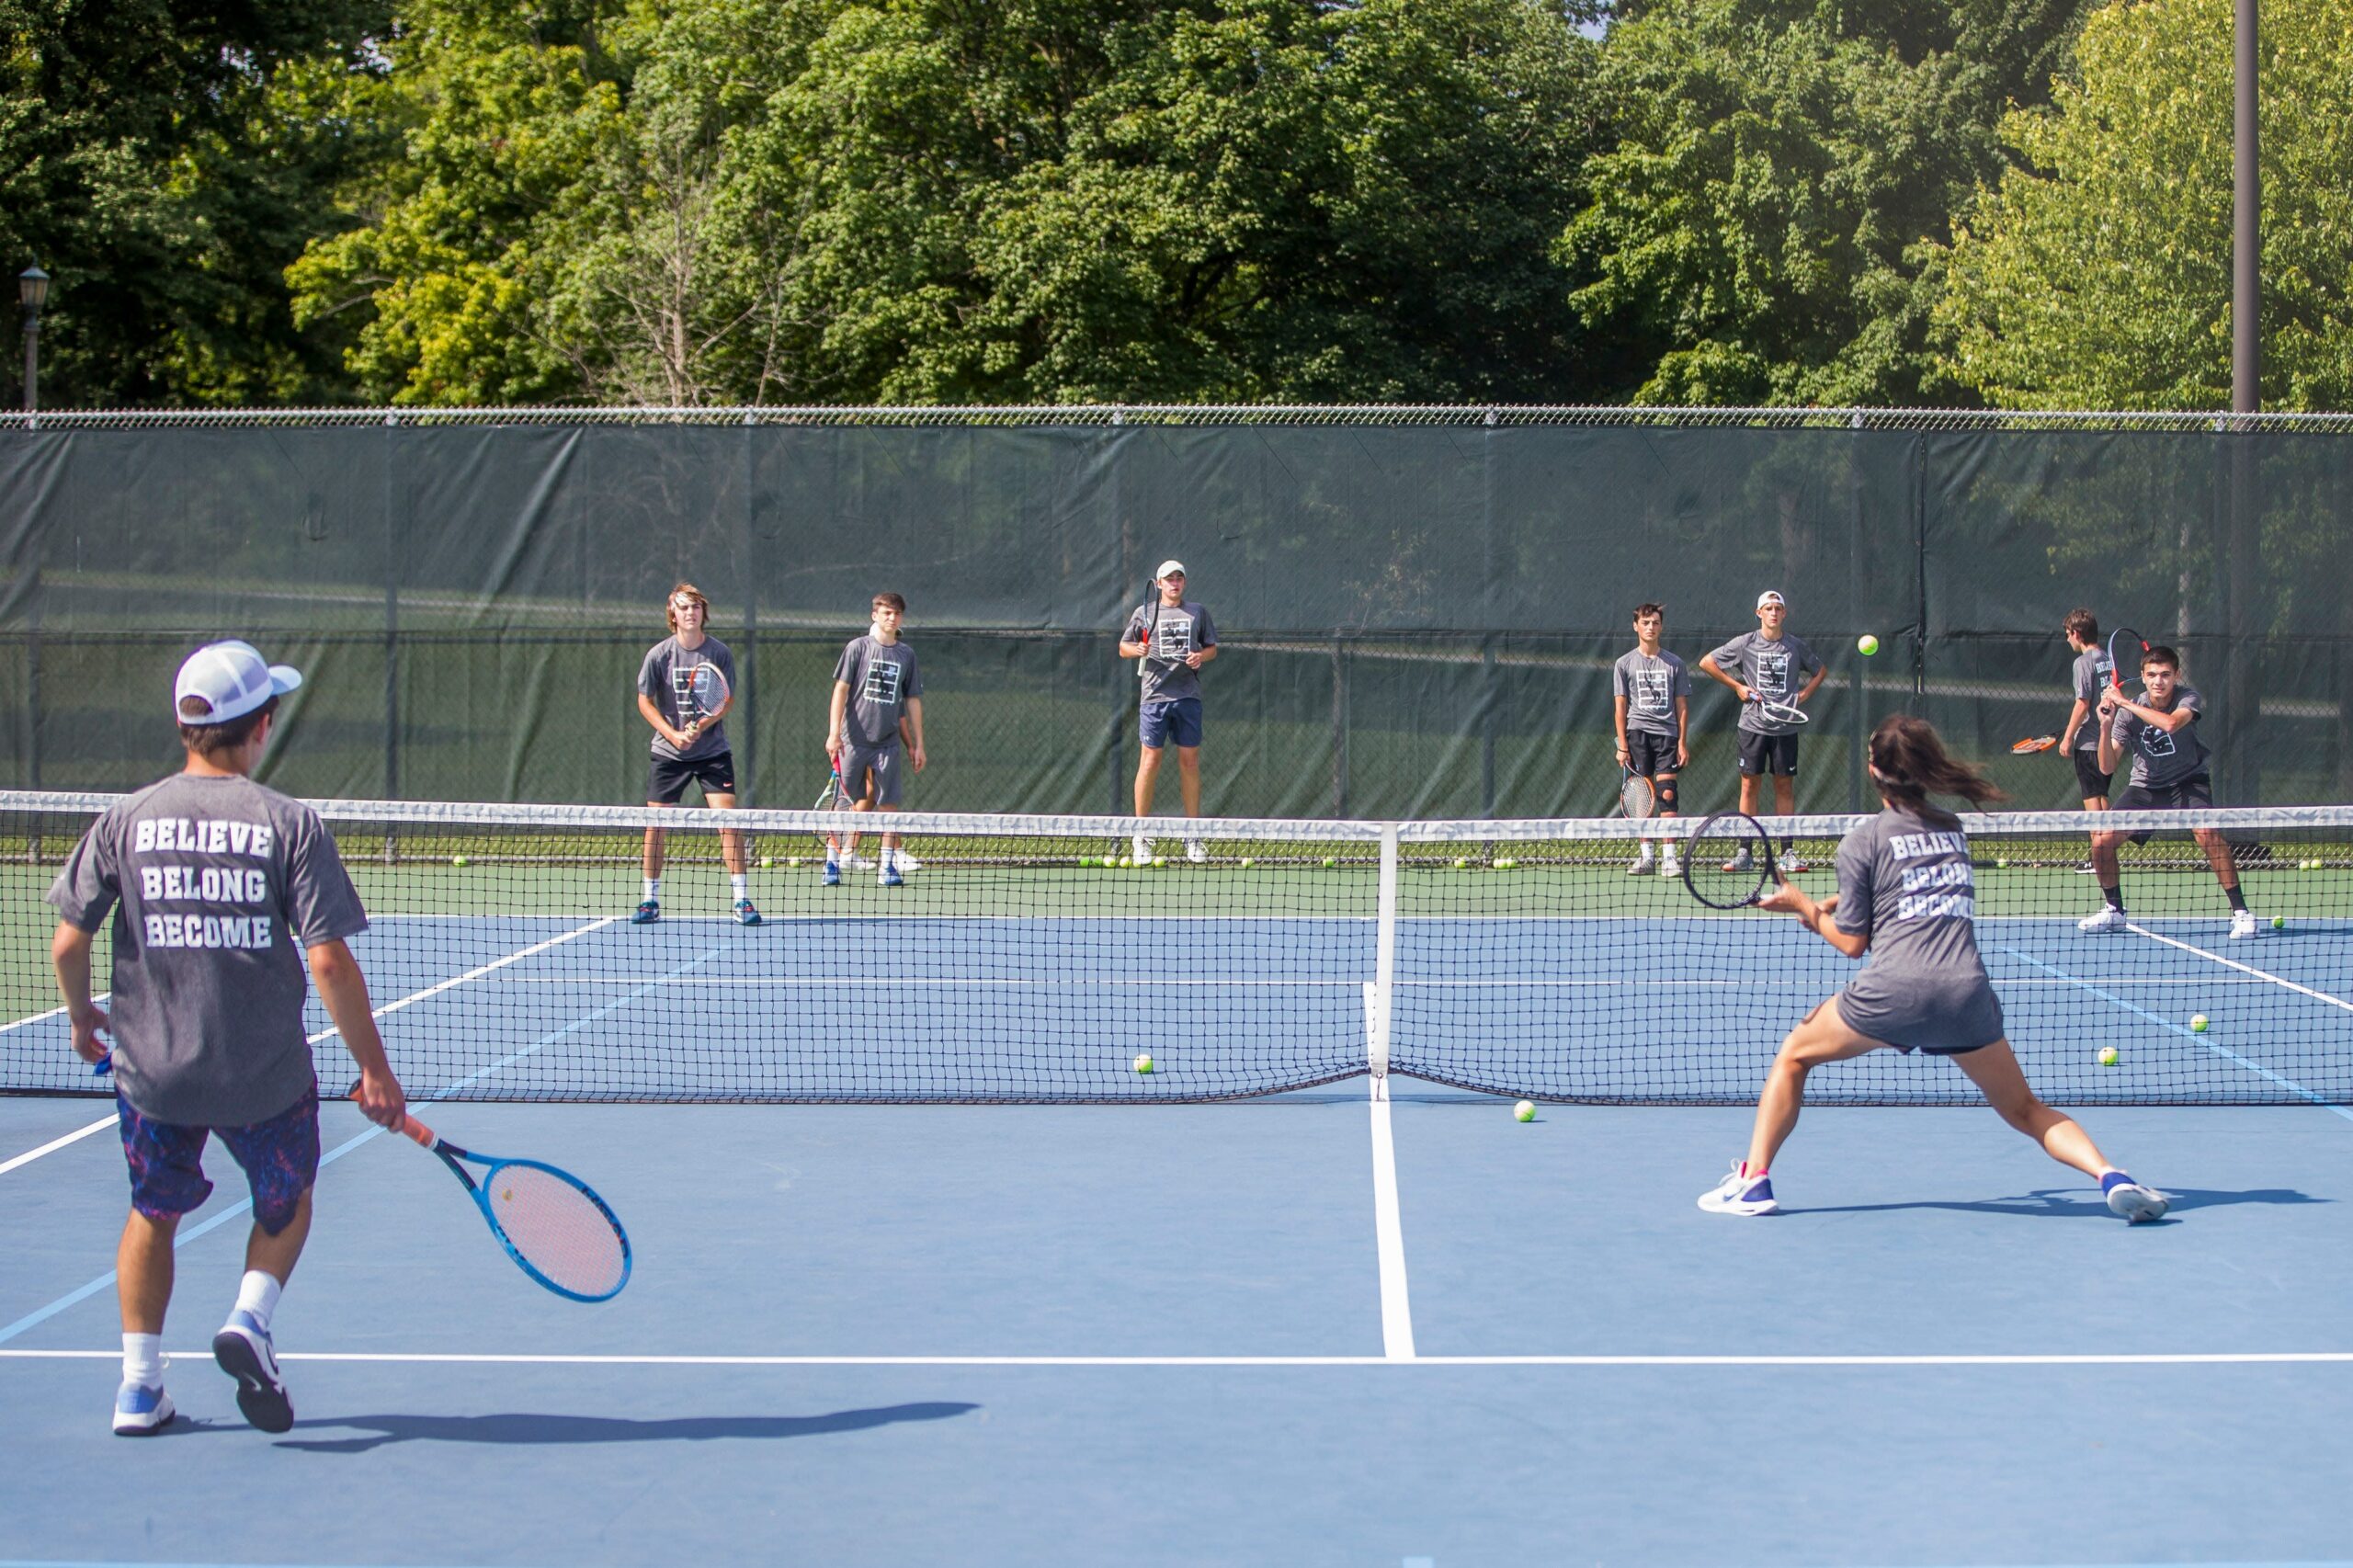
[1119, 561, 1219, 864]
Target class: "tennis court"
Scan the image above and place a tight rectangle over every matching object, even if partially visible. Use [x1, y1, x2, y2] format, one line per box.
[3, 799, 2351, 1565]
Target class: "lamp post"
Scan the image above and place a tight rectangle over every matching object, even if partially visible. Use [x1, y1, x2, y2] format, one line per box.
[18, 266, 48, 413]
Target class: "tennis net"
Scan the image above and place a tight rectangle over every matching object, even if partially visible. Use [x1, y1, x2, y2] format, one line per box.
[1, 793, 2347, 1106]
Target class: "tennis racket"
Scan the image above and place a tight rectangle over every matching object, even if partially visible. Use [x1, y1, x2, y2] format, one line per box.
[2106, 626, 2147, 698]
[1752, 695, 1809, 726]
[1137, 585, 1162, 685]
[678, 660, 729, 744]
[1617, 765, 1655, 820]
[817, 752, 847, 858]
[2010, 734, 2060, 754]
[1681, 812, 1781, 909]
[398, 1113, 631, 1302]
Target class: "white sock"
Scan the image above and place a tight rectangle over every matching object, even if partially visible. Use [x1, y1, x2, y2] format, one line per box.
[880, 847, 896, 871]
[643, 876, 661, 901]
[730, 873, 748, 899]
[234, 1269, 282, 1331]
[122, 1332, 163, 1387]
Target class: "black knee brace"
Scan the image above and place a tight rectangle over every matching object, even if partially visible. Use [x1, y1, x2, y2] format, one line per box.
[1655, 778, 1678, 811]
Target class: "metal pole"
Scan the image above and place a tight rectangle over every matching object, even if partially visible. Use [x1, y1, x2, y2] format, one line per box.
[18, 316, 34, 413]
[2233, 0, 2259, 415]
[2227, 0, 2262, 800]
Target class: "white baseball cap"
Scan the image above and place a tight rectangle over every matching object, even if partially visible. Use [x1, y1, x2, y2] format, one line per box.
[1154, 560, 1188, 579]
[173, 641, 301, 724]
[1756, 590, 1786, 609]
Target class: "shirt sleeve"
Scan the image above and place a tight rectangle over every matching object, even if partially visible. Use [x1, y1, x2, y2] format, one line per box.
[45, 818, 120, 933]
[1672, 657, 1691, 697]
[2176, 687, 2202, 720]
[1796, 636, 1823, 677]
[903, 646, 923, 699]
[1122, 609, 1148, 643]
[1833, 826, 1875, 938]
[636, 645, 664, 699]
[831, 641, 858, 686]
[282, 809, 369, 948]
[1193, 607, 1216, 647]
[1611, 659, 1631, 699]
[1707, 635, 1744, 672]
[2074, 657, 2097, 701]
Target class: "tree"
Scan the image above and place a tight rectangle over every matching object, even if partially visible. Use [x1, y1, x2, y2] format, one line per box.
[1939, 0, 2353, 412]
[1562, 0, 2094, 407]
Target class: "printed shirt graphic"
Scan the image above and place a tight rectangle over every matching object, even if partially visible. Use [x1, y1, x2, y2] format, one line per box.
[1833, 809, 1991, 987]
[1124, 600, 1217, 705]
[833, 635, 924, 749]
[47, 773, 368, 1126]
[639, 635, 738, 762]
[1612, 649, 1689, 738]
[2110, 684, 2209, 789]
[1708, 631, 1823, 735]
[2072, 646, 2115, 750]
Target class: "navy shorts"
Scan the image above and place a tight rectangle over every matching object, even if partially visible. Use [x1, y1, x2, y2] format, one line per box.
[648, 750, 737, 804]
[2073, 747, 2113, 800]
[1625, 730, 1680, 778]
[117, 1085, 321, 1234]
[1140, 698, 1204, 750]
[1736, 731, 1800, 777]
[2113, 774, 2214, 845]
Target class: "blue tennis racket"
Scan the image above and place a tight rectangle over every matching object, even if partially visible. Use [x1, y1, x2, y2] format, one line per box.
[399, 1113, 631, 1302]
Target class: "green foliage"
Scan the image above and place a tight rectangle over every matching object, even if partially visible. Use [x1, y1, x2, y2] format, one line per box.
[1940, 0, 2353, 412]
[1563, 0, 2094, 406]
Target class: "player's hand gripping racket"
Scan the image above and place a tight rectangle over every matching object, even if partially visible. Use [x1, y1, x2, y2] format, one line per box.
[1681, 812, 1783, 909]
[679, 660, 729, 745]
[398, 1113, 631, 1302]
[2106, 626, 2147, 700]
[2010, 734, 2060, 754]
[815, 752, 847, 858]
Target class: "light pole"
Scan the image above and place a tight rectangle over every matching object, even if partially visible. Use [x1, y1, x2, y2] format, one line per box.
[18, 266, 48, 413]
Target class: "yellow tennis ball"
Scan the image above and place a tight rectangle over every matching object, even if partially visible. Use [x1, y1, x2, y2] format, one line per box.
[759, 856, 774, 868]
[1239, 856, 1255, 868]
[1152, 856, 1166, 868]
[2190, 1014, 2209, 1032]
[1453, 857, 1469, 869]
[2097, 1046, 2120, 1067]
[1513, 1099, 1536, 1122]
[1322, 856, 1337, 868]
[1133, 1053, 1154, 1074]
[1118, 856, 1134, 868]
[786, 857, 801, 869]
[1857, 633, 1880, 656]
[2272, 915, 2286, 929]
[450, 854, 469, 868]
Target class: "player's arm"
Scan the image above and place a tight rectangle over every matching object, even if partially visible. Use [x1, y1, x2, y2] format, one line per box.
[638, 692, 688, 750]
[2131, 698, 2198, 734]
[1795, 662, 1827, 705]
[826, 680, 850, 759]
[1674, 694, 1690, 767]
[1756, 882, 1863, 956]
[2061, 696, 2093, 751]
[1187, 642, 1217, 668]
[901, 695, 926, 771]
[1612, 693, 1631, 757]
[2097, 696, 2123, 774]
[49, 921, 109, 1065]
[1119, 619, 1150, 661]
[308, 938, 405, 1130]
[1697, 653, 1748, 701]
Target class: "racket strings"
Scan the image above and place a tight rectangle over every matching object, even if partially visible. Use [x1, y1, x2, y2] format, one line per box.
[1685, 818, 1769, 907]
[486, 1164, 629, 1300]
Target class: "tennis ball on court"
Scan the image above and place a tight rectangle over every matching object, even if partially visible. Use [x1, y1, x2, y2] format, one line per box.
[2097, 1046, 2120, 1067]
[2190, 1014, 2210, 1032]
[1453, 857, 1470, 869]
[1240, 856, 1255, 869]
[450, 854, 469, 868]
[1133, 1053, 1154, 1074]
[1323, 856, 1337, 868]
[1513, 1099, 1536, 1123]
[1152, 856, 1166, 868]
[759, 856, 774, 869]
[1995, 857, 2008, 869]
[1493, 857, 1517, 870]
[1857, 633, 1880, 656]
[2273, 915, 2286, 929]
[786, 857, 801, 869]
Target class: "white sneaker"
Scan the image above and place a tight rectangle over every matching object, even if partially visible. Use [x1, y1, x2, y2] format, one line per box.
[2229, 908, 2258, 940]
[1185, 838, 1207, 864]
[1132, 834, 1154, 864]
[892, 849, 923, 872]
[842, 852, 877, 872]
[1659, 848, 1681, 879]
[1697, 1162, 1779, 1216]
[2105, 1180, 2170, 1223]
[1722, 847, 1753, 873]
[112, 1380, 175, 1436]
[2078, 905, 2130, 934]
[213, 1309, 292, 1433]
[1627, 848, 1655, 876]
[1780, 851, 1811, 874]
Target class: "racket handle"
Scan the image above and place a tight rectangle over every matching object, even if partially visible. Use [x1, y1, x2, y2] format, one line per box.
[399, 1115, 437, 1149]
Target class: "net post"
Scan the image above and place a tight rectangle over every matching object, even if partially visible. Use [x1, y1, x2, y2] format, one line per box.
[1370, 824, 1398, 1086]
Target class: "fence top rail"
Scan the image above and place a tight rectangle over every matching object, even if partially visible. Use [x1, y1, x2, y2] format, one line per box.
[4, 405, 2352, 433]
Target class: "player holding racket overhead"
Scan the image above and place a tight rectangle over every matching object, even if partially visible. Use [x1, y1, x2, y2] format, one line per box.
[48, 640, 410, 1435]
[1697, 714, 2167, 1223]
[1612, 601, 1690, 877]
[633, 583, 757, 926]
[1699, 591, 1826, 871]
[1120, 561, 1218, 865]
[2078, 642, 2261, 940]
[824, 591, 926, 888]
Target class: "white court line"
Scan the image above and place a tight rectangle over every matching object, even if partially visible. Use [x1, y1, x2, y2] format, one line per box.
[0, 993, 108, 1037]
[467, 972, 2290, 989]
[1363, 978, 1415, 1360]
[2127, 921, 2353, 1015]
[0, 1115, 118, 1176]
[6, 1349, 2352, 1367]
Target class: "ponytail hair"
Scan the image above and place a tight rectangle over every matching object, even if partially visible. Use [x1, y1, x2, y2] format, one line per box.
[1867, 713, 2005, 826]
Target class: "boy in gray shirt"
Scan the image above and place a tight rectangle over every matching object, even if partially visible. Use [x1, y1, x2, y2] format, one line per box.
[1699, 590, 1826, 870]
[2058, 608, 2116, 811]
[49, 640, 407, 1436]
[633, 583, 757, 925]
[826, 591, 927, 887]
[1612, 601, 1690, 876]
[2079, 643, 2258, 938]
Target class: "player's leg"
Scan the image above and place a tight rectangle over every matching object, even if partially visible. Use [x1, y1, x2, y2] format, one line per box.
[1769, 743, 1805, 869]
[1951, 1041, 2167, 1220]
[1176, 746, 1202, 817]
[1133, 702, 1168, 861]
[2191, 825, 2257, 936]
[1167, 699, 1208, 860]
[638, 757, 688, 922]
[1654, 767, 1682, 877]
[210, 1091, 324, 1433]
[1699, 998, 1884, 1215]
[1727, 734, 1766, 869]
[707, 776, 761, 925]
[2080, 818, 2132, 931]
[110, 1101, 211, 1432]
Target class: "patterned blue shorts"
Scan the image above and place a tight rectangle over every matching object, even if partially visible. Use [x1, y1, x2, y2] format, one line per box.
[117, 1085, 321, 1234]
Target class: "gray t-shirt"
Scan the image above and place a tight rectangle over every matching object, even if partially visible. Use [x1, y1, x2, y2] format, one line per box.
[1707, 631, 1823, 735]
[1612, 649, 1690, 738]
[1124, 600, 1217, 705]
[2109, 684, 2209, 789]
[2071, 645, 2115, 750]
[1832, 807, 2004, 1053]
[832, 634, 923, 750]
[638, 635, 738, 762]
[47, 773, 368, 1126]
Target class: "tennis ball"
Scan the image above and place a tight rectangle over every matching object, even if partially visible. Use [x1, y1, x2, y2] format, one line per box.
[786, 857, 801, 869]
[759, 856, 774, 869]
[1133, 1053, 1154, 1074]
[2097, 1046, 2120, 1067]
[1118, 855, 1134, 869]
[2190, 1014, 2210, 1032]
[1240, 856, 1255, 869]
[1995, 857, 2008, 869]
[1323, 856, 1337, 868]
[1453, 857, 1470, 869]
[1858, 633, 1880, 656]
[450, 854, 469, 868]
[2273, 915, 2286, 929]
[1494, 857, 1518, 869]
[1152, 856, 1166, 868]
[1513, 1099, 1536, 1123]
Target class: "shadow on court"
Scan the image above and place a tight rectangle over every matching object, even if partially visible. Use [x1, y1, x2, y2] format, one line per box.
[242, 1402, 983, 1454]
[1784, 1185, 2325, 1220]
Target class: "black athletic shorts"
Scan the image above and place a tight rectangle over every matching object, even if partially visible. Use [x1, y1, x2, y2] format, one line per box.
[647, 750, 737, 804]
[1736, 731, 1800, 777]
[1625, 730, 1680, 778]
[2072, 746, 2114, 801]
[2112, 773, 2213, 844]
